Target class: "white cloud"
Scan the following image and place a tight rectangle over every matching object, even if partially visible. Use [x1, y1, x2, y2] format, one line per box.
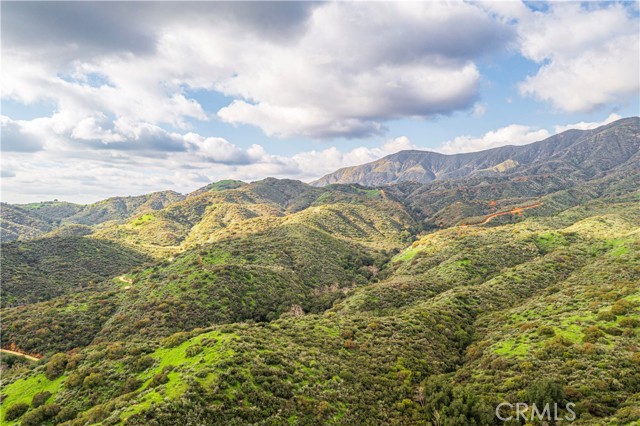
[213, 1, 509, 138]
[437, 124, 550, 154]
[1, 113, 625, 203]
[471, 102, 488, 118]
[0, 116, 45, 152]
[517, 3, 639, 112]
[1, 2, 512, 139]
[1, 112, 421, 202]
[553, 113, 622, 133]
[285, 136, 419, 178]
[1, 2, 637, 203]
[436, 112, 627, 154]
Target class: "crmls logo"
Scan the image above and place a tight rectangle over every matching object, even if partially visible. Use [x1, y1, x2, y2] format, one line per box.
[496, 402, 576, 422]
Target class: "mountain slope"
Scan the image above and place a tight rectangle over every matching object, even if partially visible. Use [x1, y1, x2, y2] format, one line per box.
[312, 117, 639, 187]
[91, 180, 417, 256]
[0, 204, 54, 242]
[62, 191, 185, 226]
[12, 201, 84, 224]
[0, 118, 638, 426]
[1, 237, 150, 308]
[1, 192, 185, 243]
[1, 197, 637, 425]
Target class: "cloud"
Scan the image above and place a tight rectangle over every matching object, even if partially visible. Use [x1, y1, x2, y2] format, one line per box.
[0, 116, 45, 152]
[183, 133, 261, 165]
[471, 102, 488, 118]
[436, 113, 627, 154]
[553, 113, 622, 133]
[2, 2, 512, 139]
[1, 113, 625, 203]
[516, 3, 639, 112]
[215, 2, 512, 138]
[1, 2, 317, 58]
[2, 2, 637, 202]
[437, 124, 551, 154]
[0, 113, 420, 202]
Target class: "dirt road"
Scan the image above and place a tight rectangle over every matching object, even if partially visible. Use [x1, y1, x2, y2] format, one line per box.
[460, 202, 544, 227]
[478, 202, 544, 224]
[0, 349, 41, 362]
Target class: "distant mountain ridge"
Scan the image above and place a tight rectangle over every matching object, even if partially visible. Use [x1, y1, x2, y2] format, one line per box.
[1, 191, 184, 242]
[2, 117, 638, 244]
[311, 117, 640, 187]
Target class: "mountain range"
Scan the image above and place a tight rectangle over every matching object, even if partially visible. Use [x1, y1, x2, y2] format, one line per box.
[312, 117, 640, 187]
[0, 117, 638, 426]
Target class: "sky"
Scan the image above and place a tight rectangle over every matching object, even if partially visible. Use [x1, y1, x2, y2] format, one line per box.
[1, 1, 639, 204]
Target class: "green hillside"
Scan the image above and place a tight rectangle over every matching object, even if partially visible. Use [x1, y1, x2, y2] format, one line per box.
[0, 204, 54, 242]
[14, 202, 84, 223]
[1, 119, 638, 426]
[1, 196, 637, 425]
[1, 237, 150, 308]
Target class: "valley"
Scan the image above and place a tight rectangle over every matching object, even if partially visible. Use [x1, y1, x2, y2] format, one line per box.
[0, 118, 639, 425]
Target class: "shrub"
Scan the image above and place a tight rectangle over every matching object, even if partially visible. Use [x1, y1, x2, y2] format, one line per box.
[21, 403, 60, 426]
[603, 327, 623, 336]
[421, 374, 493, 425]
[83, 372, 104, 388]
[55, 406, 77, 423]
[539, 335, 573, 358]
[65, 371, 84, 388]
[86, 405, 109, 424]
[107, 342, 125, 359]
[132, 355, 155, 372]
[538, 325, 555, 336]
[4, 402, 29, 421]
[150, 373, 169, 387]
[31, 390, 52, 408]
[122, 377, 142, 394]
[619, 317, 640, 328]
[185, 344, 203, 357]
[582, 326, 605, 343]
[45, 353, 68, 380]
[161, 331, 189, 348]
[597, 310, 616, 322]
[527, 379, 565, 408]
[611, 299, 633, 316]
[343, 339, 357, 350]
[490, 357, 508, 370]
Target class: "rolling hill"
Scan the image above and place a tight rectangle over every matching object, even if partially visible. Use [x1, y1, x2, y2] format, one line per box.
[1, 195, 637, 425]
[0, 117, 638, 425]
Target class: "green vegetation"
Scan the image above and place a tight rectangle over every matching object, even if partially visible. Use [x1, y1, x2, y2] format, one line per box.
[1, 121, 639, 426]
[1, 237, 150, 307]
[1, 194, 637, 425]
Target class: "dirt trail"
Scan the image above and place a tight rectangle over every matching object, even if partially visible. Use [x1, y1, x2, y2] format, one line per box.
[0, 349, 41, 362]
[461, 202, 544, 227]
[480, 202, 544, 224]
